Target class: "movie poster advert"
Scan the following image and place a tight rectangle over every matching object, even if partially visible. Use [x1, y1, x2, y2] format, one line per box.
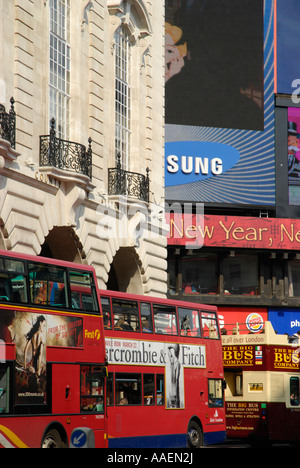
[47, 315, 83, 348]
[0, 310, 84, 406]
[14, 312, 47, 405]
[105, 338, 206, 409]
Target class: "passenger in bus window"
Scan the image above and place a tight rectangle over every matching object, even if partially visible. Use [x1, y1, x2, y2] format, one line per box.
[142, 318, 152, 333]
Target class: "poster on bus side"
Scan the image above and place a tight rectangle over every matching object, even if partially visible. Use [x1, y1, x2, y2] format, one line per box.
[14, 312, 47, 405]
[105, 338, 206, 409]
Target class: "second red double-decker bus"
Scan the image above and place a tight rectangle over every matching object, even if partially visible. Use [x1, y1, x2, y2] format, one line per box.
[100, 290, 226, 448]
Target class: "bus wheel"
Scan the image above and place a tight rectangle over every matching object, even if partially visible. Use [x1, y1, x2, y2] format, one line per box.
[187, 421, 203, 448]
[42, 429, 66, 448]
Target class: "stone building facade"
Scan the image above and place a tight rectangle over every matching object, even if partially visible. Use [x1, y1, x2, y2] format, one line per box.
[0, 0, 167, 297]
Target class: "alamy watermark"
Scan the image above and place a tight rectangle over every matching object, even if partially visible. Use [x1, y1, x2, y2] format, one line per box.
[292, 79, 300, 104]
[96, 199, 204, 249]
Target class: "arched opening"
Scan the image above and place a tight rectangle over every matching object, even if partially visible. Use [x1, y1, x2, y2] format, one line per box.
[107, 247, 143, 294]
[40, 227, 84, 263]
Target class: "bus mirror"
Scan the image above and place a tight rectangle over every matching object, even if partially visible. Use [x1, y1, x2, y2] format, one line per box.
[102, 367, 108, 378]
[222, 380, 227, 390]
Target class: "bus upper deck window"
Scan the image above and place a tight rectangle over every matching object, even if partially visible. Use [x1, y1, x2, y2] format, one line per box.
[112, 299, 139, 332]
[153, 304, 177, 335]
[201, 311, 219, 339]
[70, 270, 99, 312]
[101, 297, 112, 328]
[140, 302, 153, 333]
[178, 307, 200, 337]
[0, 258, 27, 304]
[28, 263, 67, 308]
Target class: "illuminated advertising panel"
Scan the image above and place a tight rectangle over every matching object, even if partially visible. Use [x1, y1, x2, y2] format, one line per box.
[277, 0, 300, 97]
[288, 107, 300, 204]
[167, 213, 300, 251]
[165, 0, 275, 205]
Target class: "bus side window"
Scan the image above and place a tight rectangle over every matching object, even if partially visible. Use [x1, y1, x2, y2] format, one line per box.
[140, 302, 153, 333]
[115, 373, 142, 405]
[101, 297, 112, 329]
[107, 372, 114, 405]
[28, 263, 68, 308]
[156, 374, 164, 405]
[143, 374, 155, 405]
[290, 376, 300, 406]
[0, 364, 10, 414]
[0, 258, 27, 304]
[178, 307, 200, 337]
[112, 299, 140, 332]
[153, 304, 177, 335]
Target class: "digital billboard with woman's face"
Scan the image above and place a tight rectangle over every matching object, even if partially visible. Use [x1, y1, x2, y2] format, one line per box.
[165, 0, 275, 206]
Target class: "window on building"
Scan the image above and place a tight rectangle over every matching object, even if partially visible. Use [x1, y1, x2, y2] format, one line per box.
[182, 253, 219, 294]
[288, 261, 300, 297]
[115, 25, 131, 170]
[223, 254, 259, 295]
[49, 0, 70, 139]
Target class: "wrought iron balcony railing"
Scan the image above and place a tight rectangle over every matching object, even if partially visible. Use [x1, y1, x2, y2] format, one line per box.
[108, 154, 150, 203]
[0, 97, 16, 149]
[40, 118, 92, 179]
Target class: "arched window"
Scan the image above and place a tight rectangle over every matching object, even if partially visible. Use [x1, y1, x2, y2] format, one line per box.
[49, 0, 71, 139]
[108, 0, 152, 170]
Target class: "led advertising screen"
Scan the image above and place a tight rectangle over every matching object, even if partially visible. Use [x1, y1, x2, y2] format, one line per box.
[277, 0, 300, 96]
[288, 107, 300, 205]
[165, 0, 275, 205]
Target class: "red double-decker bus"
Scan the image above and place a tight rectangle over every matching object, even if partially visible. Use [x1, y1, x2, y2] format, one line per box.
[0, 250, 107, 448]
[100, 290, 226, 448]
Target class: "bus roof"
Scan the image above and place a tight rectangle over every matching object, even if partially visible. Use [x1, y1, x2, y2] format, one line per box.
[0, 249, 96, 272]
[99, 288, 218, 312]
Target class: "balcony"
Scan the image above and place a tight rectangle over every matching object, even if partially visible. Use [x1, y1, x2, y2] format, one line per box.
[40, 118, 92, 179]
[108, 154, 150, 203]
[0, 97, 16, 149]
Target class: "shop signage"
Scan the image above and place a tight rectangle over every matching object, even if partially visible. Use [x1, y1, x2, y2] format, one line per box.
[166, 214, 300, 251]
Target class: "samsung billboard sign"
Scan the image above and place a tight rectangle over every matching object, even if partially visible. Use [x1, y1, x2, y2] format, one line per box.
[165, 0, 275, 205]
[165, 141, 240, 186]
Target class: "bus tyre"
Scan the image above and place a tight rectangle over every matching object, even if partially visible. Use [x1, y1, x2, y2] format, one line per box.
[42, 429, 66, 448]
[187, 421, 203, 448]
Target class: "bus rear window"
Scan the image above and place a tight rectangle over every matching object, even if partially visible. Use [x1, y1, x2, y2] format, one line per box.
[201, 311, 219, 339]
[70, 270, 99, 312]
[101, 297, 112, 329]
